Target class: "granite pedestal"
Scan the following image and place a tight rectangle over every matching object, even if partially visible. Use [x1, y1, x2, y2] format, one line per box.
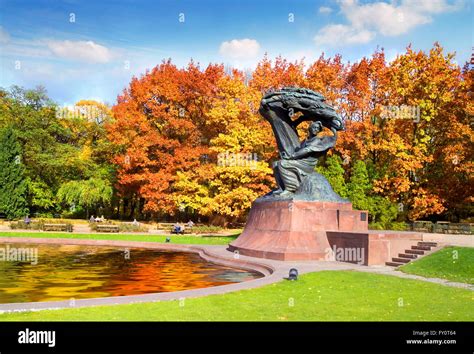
[229, 200, 368, 261]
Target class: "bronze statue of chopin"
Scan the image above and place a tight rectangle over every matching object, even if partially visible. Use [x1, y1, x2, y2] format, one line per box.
[229, 87, 368, 261]
[258, 87, 345, 201]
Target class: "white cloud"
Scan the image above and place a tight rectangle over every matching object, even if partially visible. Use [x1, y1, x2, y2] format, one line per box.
[319, 6, 333, 14]
[219, 38, 260, 60]
[46, 40, 113, 63]
[314, 24, 375, 46]
[314, 0, 463, 47]
[0, 26, 10, 44]
[401, 0, 463, 14]
[340, 0, 430, 36]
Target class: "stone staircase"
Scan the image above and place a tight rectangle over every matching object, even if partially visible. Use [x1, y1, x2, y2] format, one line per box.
[385, 241, 439, 267]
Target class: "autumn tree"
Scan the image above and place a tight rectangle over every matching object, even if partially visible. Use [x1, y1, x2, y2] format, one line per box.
[250, 55, 306, 93]
[173, 69, 274, 224]
[109, 61, 224, 219]
[376, 44, 470, 220]
[109, 43, 472, 224]
[331, 45, 470, 221]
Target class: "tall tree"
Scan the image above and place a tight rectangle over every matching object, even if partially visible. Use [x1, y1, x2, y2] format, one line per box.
[0, 127, 29, 219]
[316, 155, 348, 198]
[0, 87, 116, 217]
[347, 160, 370, 211]
[173, 70, 274, 223]
[109, 61, 224, 218]
[57, 178, 113, 219]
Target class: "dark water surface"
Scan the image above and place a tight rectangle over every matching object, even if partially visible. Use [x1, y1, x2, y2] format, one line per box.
[0, 243, 262, 303]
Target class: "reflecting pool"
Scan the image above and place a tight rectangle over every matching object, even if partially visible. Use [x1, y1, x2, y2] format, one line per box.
[0, 243, 262, 303]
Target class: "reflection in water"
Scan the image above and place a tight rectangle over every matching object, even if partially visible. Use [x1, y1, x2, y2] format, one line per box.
[0, 243, 262, 303]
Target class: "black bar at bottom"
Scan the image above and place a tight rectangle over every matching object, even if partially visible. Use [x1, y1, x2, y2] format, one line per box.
[0, 322, 471, 353]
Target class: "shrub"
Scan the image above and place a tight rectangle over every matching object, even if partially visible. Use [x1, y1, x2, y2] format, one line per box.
[89, 221, 148, 233]
[89, 221, 115, 231]
[9, 218, 73, 231]
[118, 223, 148, 233]
[369, 221, 408, 231]
[190, 225, 223, 234]
[367, 196, 399, 226]
[10, 220, 42, 230]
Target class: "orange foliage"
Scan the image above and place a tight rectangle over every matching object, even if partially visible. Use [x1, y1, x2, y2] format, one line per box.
[109, 44, 473, 222]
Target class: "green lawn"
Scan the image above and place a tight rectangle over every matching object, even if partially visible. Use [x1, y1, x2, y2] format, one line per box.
[1, 271, 472, 321]
[400, 246, 474, 284]
[0, 231, 237, 245]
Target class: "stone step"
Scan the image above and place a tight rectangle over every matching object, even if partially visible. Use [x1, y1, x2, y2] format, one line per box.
[418, 241, 438, 247]
[406, 249, 425, 255]
[398, 253, 417, 259]
[386, 241, 439, 268]
[412, 245, 432, 251]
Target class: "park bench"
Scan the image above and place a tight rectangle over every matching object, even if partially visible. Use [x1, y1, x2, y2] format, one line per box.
[433, 221, 450, 234]
[96, 224, 120, 233]
[43, 223, 71, 232]
[170, 227, 192, 235]
[411, 221, 473, 235]
[158, 223, 192, 234]
[412, 221, 434, 233]
[445, 223, 473, 235]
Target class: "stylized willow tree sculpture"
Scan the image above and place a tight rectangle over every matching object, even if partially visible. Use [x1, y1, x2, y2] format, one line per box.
[258, 87, 345, 200]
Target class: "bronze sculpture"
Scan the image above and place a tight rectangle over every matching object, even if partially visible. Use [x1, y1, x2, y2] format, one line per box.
[229, 87, 369, 261]
[258, 87, 345, 201]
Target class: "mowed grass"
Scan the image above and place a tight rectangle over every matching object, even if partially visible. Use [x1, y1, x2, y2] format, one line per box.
[0, 231, 237, 245]
[400, 246, 474, 284]
[1, 271, 472, 321]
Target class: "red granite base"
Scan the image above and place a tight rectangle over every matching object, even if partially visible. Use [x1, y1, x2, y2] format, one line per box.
[326, 231, 423, 265]
[228, 200, 368, 261]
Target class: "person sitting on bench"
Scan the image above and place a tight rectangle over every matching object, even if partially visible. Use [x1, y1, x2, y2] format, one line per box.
[172, 223, 185, 234]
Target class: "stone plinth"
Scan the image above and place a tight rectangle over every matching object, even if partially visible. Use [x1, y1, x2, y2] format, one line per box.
[326, 231, 423, 265]
[228, 199, 368, 261]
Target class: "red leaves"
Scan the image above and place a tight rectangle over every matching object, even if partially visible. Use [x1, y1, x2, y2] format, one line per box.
[108, 44, 471, 221]
[108, 61, 225, 215]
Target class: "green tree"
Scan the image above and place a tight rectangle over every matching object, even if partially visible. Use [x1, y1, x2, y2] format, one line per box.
[0, 86, 66, 213]
[318, 156, 401, 228]
[347, 160, 371, 210]
[367, 196, 400, 229]
[57, 177, 113, 218]
[316, 155, 348, 198]
[0, 127, 29, 219]
[0, 87, 116, 217]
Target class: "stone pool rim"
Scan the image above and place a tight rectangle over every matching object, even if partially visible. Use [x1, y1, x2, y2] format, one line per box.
[0, 236, 275, 312]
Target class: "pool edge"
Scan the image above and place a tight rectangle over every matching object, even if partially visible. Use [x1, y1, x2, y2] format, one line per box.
[0, 237, 278, 312]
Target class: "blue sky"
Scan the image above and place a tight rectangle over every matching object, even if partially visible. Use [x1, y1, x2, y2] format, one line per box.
[0, 0, 472, 104]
